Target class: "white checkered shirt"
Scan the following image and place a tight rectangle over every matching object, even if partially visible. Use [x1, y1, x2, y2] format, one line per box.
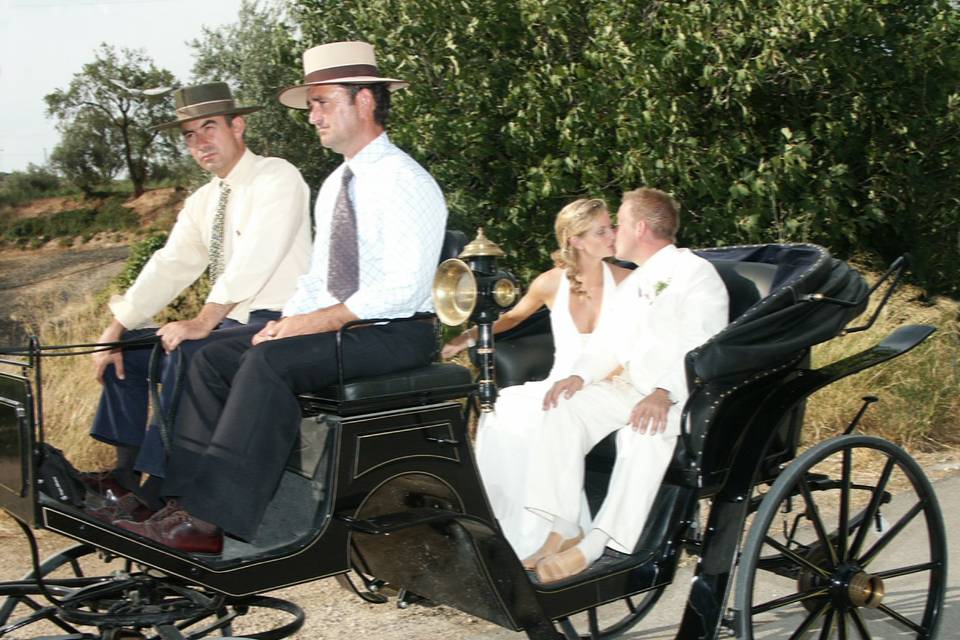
[283, 133, 448, 319]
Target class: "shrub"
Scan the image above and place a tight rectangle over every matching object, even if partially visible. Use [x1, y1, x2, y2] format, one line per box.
[0, 165, 65, 207]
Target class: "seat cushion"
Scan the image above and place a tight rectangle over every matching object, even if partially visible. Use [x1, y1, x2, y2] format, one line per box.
[298, 362, 474, 415]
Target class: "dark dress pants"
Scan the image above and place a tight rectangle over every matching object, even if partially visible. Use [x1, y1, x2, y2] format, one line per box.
[89, 311, 280, 477]
[162, 320, 436, 540]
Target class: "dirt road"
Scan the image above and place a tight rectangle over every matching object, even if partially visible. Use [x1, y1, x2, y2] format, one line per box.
[0, 243, 128, 346]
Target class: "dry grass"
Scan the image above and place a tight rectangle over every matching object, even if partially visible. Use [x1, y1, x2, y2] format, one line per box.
[805, 276, 960, 451]
[32, 295, 117, 471]
[23, 279, 211, 473]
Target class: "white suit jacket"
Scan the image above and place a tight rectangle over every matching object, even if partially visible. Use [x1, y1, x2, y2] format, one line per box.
[572, 245, 730, 436]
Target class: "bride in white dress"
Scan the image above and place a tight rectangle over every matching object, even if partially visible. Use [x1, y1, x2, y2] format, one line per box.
[443, 198, 630, 558]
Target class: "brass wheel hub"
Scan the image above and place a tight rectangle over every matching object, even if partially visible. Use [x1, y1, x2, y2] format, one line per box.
[845, 570, 885, 609]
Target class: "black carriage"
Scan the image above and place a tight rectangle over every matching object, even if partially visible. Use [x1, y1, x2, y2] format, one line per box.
[0, 233, 946, 639]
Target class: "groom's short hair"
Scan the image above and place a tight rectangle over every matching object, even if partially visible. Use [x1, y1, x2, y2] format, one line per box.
[622, 188, 679, 242]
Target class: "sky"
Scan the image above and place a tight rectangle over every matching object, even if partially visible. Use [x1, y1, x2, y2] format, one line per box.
[0, 0, 246, 173]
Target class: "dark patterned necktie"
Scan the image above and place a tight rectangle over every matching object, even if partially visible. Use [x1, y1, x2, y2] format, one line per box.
[209, 180, 230, 282]
[327, 166, 359, 301]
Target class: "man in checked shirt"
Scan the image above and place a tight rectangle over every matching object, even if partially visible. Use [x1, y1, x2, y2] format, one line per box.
[85, 82, 311, 520]
[117, 42, 448, 552]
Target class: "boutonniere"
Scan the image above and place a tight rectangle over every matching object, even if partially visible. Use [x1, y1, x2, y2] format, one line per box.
[638, 278, 671, 303]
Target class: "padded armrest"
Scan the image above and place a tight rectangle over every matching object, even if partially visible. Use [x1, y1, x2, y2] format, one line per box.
[491, 333, 554, 388]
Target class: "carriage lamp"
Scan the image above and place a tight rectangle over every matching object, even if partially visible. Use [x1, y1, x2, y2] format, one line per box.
[432, 228, 519, 411]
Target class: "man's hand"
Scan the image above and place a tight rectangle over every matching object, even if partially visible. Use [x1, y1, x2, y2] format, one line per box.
[92, 320, 126, 384]
[542, 375, 585, 410]
[252, 315, 321, 344]
[156, 319, 213, 353]
[156, 302, 233, 353]
[252, 305, 357, 346]
[628, 388, 673, 434]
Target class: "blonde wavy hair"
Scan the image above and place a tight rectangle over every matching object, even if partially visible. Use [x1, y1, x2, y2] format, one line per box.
[550, 198, 609, 298]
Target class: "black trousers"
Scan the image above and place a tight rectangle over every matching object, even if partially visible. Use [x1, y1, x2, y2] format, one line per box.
[162, 320, 436, 539]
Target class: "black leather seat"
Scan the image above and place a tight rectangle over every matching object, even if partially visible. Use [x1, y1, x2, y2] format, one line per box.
[297, 230, 473, 416]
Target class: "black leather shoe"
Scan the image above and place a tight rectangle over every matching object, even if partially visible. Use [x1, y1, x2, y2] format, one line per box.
[116, 509, 223, 554]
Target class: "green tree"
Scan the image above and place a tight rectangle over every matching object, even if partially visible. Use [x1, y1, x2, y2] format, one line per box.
[285, 0, 960, 292]
[190, 0, 330, 188]
[44, 44, 180, 198]
[49, 111, 125, 195]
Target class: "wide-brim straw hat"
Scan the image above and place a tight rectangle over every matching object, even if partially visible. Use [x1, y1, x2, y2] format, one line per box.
[277, 41, 407, 110]
[152, 82, 262, 131]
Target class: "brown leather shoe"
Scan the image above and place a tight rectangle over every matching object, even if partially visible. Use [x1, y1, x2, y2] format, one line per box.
[85, 494, 154, 524]
[115, 508, 223, 554]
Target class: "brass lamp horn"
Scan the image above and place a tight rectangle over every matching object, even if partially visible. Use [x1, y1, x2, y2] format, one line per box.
[432, 259, 477, 326]
[431, 228, 519, 411]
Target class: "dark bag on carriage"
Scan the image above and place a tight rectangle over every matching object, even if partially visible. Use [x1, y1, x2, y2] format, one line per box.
[37, 444, 87, 507]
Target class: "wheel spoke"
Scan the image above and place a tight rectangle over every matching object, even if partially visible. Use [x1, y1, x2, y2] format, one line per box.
[838, 447, 852, 563]
[763, 535, 831, 578]
[800, 477, 839, 569]
[849, 608, 872, 640]
[848, 457, 896, 561]
[818, 607, 835, 640]
[872, 560, 940, 580]
[788, 600, 831, 640]
[588, 606, 600, 638]
[753, 585, 830, 615]
[859, 501, 924, 568]
[837, 608, 848, 640]
[877, 603, 925, 634]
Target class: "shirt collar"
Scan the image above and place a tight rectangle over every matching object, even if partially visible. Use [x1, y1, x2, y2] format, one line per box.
[219, 148, 256, 187]
[342, 132, 392, 176]
[636, 244, 679, 283]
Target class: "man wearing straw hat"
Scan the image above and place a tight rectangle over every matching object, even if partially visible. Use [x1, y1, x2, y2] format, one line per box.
[118, 42, 447, 552]
[86, 82, 311, 520]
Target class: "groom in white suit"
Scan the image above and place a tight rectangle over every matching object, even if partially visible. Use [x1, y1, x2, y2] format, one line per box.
[523, 187, 729, 583]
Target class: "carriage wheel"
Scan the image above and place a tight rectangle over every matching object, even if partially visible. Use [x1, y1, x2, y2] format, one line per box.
[554, 584, 666, 639]
[0, 542, 304, 639]
[734, 435, 946, 639]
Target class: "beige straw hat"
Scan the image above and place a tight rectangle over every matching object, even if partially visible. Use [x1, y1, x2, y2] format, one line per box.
[277, 41, 407, 110]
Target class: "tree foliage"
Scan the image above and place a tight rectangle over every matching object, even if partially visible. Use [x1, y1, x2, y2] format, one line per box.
[49, 111, 125, 195]
[190, 0, 331, 189]
[190, 0, 960, 293]
[45, 44, 181, 198]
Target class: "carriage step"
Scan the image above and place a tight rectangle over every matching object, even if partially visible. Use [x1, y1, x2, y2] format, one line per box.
[338, 507, 463, 534]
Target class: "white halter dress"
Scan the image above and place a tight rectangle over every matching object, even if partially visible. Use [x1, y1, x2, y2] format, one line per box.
[474, 262, 617, 558]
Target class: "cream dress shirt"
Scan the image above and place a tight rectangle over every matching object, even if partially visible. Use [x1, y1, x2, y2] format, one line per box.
[109, 149, 312, 329]
[283, 133, 448, 319]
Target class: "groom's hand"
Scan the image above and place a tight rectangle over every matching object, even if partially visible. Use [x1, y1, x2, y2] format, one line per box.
[629, 388, 672, 434]
[543, 375, 584, 410]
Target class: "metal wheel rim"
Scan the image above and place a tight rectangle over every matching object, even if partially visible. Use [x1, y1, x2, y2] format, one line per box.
[734, 434, 946, 639]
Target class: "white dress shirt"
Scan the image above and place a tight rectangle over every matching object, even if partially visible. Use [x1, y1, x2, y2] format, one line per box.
[283, 133, 448, 319]
[109, 149, 312, 329]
